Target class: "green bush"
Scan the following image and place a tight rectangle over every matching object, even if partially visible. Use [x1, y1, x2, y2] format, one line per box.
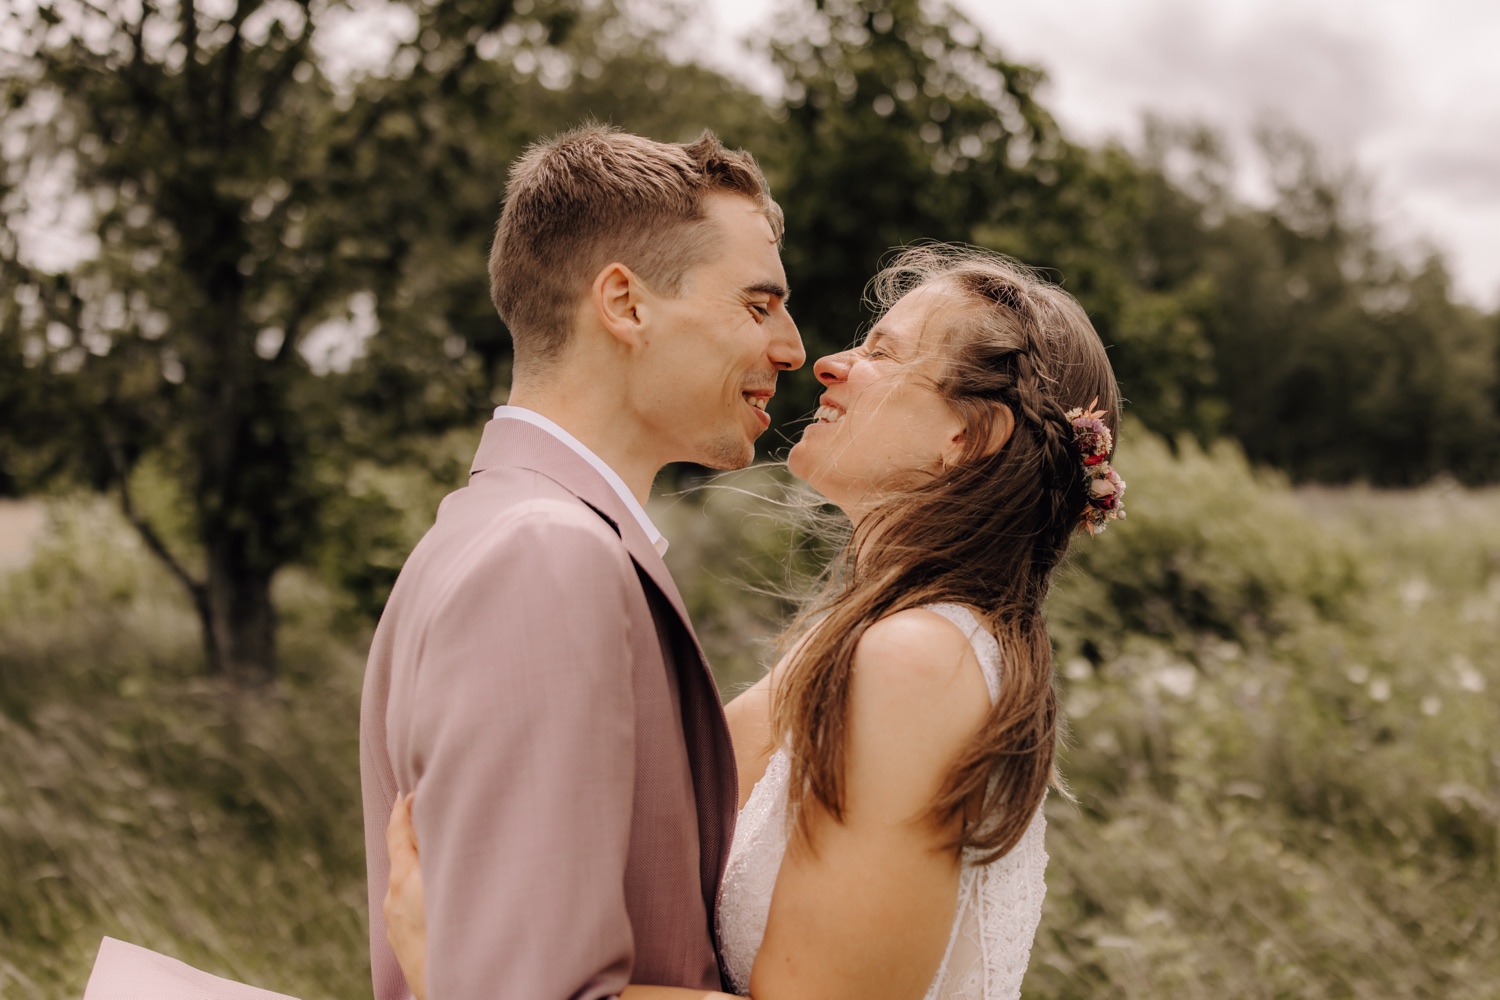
[0, 502, 368, 998]
[2, 430, 1497, 998]
[1038, 430, 1500, 999]
[668, 427, 1500, 999]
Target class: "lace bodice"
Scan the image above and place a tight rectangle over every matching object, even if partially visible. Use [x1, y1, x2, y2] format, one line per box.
[716, 604, 1048, 999]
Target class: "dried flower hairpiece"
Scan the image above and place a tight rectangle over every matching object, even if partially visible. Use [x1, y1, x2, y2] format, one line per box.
[1065, 399, 1125, 535]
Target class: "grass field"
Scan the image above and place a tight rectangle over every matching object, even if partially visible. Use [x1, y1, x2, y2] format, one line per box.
[2, 426, 1496, 998]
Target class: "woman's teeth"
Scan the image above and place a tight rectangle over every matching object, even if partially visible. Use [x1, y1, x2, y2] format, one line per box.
[815, 405, 844, 423]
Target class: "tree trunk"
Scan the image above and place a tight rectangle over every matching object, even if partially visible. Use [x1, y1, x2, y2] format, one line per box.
[203, 530, 278, 688]
[192, 230, 283, 687]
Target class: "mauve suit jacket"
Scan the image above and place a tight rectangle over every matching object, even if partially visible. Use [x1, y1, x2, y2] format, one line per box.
[360, 418, 738, 1000]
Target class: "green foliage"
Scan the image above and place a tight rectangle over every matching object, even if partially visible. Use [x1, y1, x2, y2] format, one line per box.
[0, 0, 797, 664]
[1050, 424, 1365, 648]
[310, 432, 474, 624]
[653, 465, 840, 693]
[749, 1, 1500, 480]
[1143, 125, 1500, 486]
[757, 0, 1067, 430]
[675, 432, 1500, 999]
[1032, 430, 1500, 998]
[4, 1, 1499, 995]
[0, 503, 367, 997]
[0, 0, 509, 679]
[3, 434, 1498, 996]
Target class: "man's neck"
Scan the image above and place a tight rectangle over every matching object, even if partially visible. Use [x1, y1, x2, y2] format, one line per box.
[503, 388, 662, 505]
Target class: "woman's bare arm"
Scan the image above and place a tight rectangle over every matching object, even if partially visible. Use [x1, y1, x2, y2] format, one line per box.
[722, 672, 775, 809]
[747, 609, 991, 1000]
[722, 630, 819, 809]
[384, 793, 429, 1000]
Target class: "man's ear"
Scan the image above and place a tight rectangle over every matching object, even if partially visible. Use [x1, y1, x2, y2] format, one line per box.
[945, 402, 1015, 467]
[592, 262, 647, 349]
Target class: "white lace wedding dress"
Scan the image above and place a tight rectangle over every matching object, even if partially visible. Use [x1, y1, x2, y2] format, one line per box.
[717, 604, 1048, 999]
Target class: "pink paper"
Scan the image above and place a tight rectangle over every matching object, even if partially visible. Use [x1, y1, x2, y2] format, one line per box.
[84, 937, 302, 1000]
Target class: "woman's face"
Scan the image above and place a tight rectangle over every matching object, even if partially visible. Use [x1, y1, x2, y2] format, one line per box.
[787, 282, 971, 516]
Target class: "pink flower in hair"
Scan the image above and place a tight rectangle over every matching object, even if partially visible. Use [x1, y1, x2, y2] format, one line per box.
[1064, 400, 1126, 535]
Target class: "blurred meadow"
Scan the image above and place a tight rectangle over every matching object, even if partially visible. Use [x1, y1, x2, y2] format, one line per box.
[2, 0, 1499, 997]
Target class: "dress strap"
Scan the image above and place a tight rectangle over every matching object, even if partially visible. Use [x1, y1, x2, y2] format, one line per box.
[922, 603, 1003, 705]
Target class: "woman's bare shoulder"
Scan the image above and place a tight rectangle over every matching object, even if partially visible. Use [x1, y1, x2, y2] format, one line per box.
[854, 607, 989, 702]
[841, 608, 992, 811]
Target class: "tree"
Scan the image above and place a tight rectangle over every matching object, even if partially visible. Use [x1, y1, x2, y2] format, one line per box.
[757, 0, 1226, 442]
[757, 0, 1056, 430]
[0, 0, 798, 682]
[1187, 127, 1500, 484]
[0, 0, 598, 685]
[758, 3, 1499, 478]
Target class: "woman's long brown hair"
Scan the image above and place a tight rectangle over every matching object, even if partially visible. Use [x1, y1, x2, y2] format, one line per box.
[771, 244, 1121, 864]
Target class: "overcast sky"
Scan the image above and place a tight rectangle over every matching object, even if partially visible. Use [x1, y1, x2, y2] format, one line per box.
[697, 0, 1500, 308]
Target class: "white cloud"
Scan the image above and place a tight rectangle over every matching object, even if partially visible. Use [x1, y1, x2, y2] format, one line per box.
[959, 0, 1500, 307]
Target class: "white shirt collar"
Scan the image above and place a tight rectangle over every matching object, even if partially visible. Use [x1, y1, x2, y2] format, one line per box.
[492, 405, 668, 556]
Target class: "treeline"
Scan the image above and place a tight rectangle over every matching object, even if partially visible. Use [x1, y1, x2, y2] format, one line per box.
[754, 3, 1500, 485]
[2, 0, 1497, 680]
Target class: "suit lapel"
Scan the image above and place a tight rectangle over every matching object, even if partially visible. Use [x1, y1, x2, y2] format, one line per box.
[471, 417, 738, 980]
[472, 417, 739, 976]
[469, 418, 708, 667]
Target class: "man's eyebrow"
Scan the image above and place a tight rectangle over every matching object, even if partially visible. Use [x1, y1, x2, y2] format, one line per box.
[745, 280, 790, 303]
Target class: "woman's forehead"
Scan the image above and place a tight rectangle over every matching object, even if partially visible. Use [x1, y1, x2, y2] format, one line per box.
[875, 282, 971, 349]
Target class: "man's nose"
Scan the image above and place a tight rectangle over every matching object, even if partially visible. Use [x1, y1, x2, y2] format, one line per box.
[769, 312, 806, 371]
[814, 351, 852, 385]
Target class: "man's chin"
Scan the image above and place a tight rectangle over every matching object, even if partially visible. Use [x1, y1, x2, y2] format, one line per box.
[693, 435, 757, 472]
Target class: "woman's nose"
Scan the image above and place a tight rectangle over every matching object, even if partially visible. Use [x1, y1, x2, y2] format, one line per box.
[814, 352, 852, 385]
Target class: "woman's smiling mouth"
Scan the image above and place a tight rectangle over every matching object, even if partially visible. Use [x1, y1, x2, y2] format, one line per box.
[813, 395, 846, 424]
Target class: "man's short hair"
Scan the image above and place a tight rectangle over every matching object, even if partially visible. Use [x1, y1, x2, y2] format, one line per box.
[488, 125, 784, 369]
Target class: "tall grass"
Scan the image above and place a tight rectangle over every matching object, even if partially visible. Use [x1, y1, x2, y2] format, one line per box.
[0, 502, 369, 998]
[2, 427, 1497, 998]
[1033, 433, 1500, 999]
[666, 428, 1500, 999]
